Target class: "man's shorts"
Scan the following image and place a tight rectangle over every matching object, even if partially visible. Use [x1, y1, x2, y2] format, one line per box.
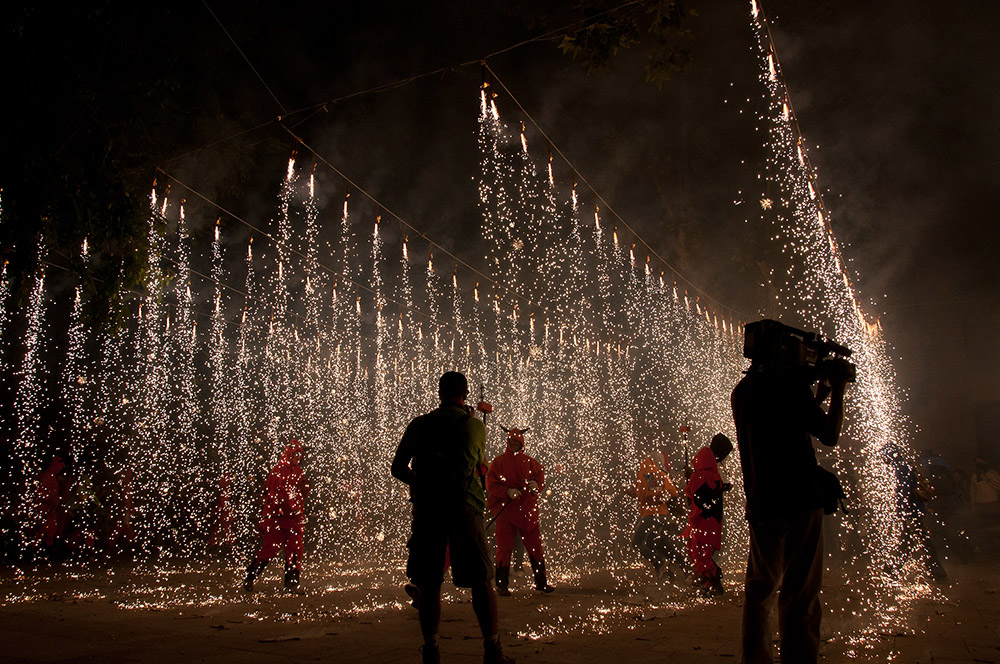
[406, 503, 494, 588]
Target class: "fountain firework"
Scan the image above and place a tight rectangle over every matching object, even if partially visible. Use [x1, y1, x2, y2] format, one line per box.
[0, 21, 925, 641]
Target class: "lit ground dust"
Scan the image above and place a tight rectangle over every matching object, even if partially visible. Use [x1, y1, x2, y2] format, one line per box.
[1, 557, 997, 663]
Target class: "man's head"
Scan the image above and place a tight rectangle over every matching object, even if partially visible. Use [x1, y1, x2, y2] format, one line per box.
[438, 371, 469, 404]
[650, 448, 667, 471]
[507, 428, 525, 453]
[710, 433, 733, 463]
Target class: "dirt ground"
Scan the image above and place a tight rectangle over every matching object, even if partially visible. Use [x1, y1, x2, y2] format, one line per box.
[1, 554, 997, 664]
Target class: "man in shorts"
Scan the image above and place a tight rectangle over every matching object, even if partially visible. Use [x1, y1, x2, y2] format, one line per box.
[392, 371, 513, 664]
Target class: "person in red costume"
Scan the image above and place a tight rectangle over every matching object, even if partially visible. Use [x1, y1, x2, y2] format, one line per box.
[243, 439, 309, 592]
[683, 433, 733, 596]
[486, 428, 554, 595]
[633, 446, 685, 580]
[33, 455, 71, 548]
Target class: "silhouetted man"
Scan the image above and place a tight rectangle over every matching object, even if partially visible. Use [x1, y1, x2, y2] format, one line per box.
[732, 321, 851, 664]
[391, 371, 513, 664]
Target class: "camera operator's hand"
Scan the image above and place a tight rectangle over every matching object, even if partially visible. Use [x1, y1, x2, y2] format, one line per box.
[816, 359, 850, 447]
[828, 357, 853, 387]
[815, 379, 833, 404]
[507, 488, 522, 500]
[526, 480, 539, 493]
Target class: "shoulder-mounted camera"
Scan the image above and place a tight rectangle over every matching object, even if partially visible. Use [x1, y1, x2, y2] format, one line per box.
[743, 319, 856, 383]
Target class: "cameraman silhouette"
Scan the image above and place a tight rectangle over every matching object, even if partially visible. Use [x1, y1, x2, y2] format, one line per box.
[731, 320, 852, 664]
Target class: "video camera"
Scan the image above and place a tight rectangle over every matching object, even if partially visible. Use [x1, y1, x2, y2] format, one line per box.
[743, 319, 856, 383]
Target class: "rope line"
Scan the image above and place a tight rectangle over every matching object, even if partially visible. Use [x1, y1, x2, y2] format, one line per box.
[278, 124, 547, 315]
[162, 0, 747, 325]
[155, 168, 448, 330]
[282, 0, 646, 119]
[753, 1, 859, 300]
[158, 119, 279, 167]
[202, 0, 288, 115]
[163, 1, 645, 165]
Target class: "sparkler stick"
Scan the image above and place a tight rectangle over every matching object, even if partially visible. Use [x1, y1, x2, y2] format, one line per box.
[680, 423, 692, 480]
[479, 382, 488, 430]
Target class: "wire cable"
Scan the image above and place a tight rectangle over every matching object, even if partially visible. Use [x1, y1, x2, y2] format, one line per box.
[202, 0, 287, 115]
[155, 167, 455, 331]
[483, 62, 747, 319]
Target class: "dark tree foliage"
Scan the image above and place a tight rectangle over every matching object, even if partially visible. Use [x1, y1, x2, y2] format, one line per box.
[511, 0, 696, 88]
[0, 2, 274, 326]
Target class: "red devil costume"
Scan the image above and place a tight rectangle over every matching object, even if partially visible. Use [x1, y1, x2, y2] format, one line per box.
[683, 434, 732, 595]
[32, 456, 71, 547]
[486, 428, 553, 594]
[244, 440, 309, 592]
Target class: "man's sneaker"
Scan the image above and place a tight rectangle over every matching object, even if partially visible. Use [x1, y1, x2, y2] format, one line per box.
[484, 639, 514, 664]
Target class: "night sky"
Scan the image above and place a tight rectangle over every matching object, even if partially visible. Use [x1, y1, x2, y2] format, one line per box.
[7, 1, 999, 465]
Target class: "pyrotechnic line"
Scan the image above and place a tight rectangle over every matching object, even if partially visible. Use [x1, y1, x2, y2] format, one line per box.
[751, 2, 858, 295]
[278, 124, 549, 314]
[61, 240, 93, 535]
[749, 0, 930, 642]
[280, 124, 653, 354]
[171, 203, 206, 551]
[476, 77, 745, 569]
[482, 62, 747, 323]
[155, 167, 447, 331]
[0, 259, 10, 404]
[133, 192, 172, 553]
[12, 242, 50, 552]
[208, 218, 236, 550]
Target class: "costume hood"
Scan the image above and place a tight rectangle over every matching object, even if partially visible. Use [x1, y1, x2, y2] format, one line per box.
[505, 429, 526, 453]
[279, 439, 303, 465]
[692, 447, 717, 472]
[44, 456, 66, 476]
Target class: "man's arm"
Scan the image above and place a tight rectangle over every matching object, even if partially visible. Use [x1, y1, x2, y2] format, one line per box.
[812, 377, 848, 447]
[691, 483, 723, 515]
[529, 457, 545, 492]
[391, 420, 419, 485]
[635, 468, 654, 505]
[662, 474, 679, 498]
[486, 460, 506, 496]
